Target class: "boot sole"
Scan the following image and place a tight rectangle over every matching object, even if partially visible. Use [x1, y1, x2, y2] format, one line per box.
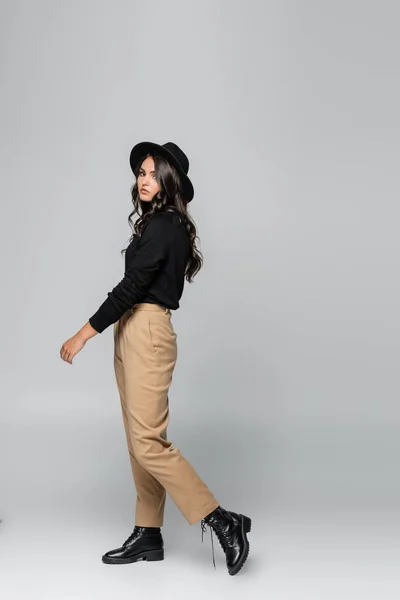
[102, 547, 164, 564]
[228, 514, 251, 576]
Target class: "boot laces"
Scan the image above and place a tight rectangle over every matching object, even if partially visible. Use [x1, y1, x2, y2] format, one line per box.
[200, 519, 217, 569]
[200, 507, 235, 569]
[122, 527, 140, 547]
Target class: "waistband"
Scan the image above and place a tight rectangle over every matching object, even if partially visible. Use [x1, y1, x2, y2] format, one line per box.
[131, 302, 171, 315]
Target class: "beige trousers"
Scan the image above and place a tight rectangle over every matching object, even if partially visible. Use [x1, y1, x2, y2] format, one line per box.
[113, 302, 219, 527]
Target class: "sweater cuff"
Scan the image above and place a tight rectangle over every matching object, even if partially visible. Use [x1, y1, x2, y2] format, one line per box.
[88, 313, 108, 334]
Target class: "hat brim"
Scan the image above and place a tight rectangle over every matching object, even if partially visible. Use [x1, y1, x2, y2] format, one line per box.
[129, 141, 194, 202]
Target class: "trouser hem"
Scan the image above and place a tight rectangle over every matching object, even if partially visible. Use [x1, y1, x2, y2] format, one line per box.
[188, 500, 220, 525]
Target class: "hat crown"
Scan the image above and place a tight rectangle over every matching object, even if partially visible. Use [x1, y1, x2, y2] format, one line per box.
[161, 142, 189, 174]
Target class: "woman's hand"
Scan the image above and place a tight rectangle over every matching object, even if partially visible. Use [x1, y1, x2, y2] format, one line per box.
[60, 333, 87, 364]
[60, 322, 98, 364]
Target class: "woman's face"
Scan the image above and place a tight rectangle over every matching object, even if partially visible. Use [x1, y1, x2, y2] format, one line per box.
[137, 156, 160, 202]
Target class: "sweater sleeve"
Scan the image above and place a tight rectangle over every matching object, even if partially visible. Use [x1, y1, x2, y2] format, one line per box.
[88, 216, 172, 333]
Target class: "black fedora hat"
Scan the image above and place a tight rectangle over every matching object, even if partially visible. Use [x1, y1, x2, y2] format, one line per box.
[129, 141, 194, 202]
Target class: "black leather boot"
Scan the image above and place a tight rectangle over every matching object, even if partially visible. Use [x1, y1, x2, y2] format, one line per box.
[201, 506, 251, 575]
[102, 526, 164, 564]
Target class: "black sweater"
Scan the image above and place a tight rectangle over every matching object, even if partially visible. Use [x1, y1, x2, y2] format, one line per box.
[88, 210, 191, 333]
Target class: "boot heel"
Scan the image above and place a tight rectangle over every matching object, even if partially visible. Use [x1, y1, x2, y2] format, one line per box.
[242, 515, 252, 533]
[144, 548, 164, 561]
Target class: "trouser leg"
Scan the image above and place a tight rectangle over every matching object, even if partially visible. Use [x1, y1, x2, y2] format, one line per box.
[113, 317, 167, 527]
[119, 305, 219, 526]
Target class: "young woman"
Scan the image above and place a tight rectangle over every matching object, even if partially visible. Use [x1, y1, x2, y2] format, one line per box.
[59, 141, 251, 575]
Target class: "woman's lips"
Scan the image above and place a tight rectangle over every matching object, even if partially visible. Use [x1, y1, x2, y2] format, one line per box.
[141, 189, 149, 193]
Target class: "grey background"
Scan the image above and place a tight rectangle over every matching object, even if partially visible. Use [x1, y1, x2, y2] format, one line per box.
[1, 0, 399, 598]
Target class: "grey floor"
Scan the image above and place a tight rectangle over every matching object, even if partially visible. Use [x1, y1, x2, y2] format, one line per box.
[1, 503, 399, 600]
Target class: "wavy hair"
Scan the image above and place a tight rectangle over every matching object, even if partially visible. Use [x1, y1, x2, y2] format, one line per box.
[121, 153, 203, 283]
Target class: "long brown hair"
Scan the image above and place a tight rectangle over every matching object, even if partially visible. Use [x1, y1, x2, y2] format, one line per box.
[121, 153, 203, 283]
